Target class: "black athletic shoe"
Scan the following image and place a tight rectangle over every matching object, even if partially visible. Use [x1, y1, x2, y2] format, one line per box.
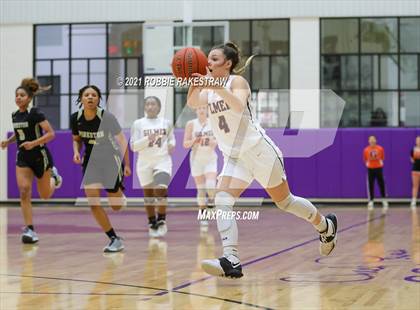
[319, 213, 338, 256]
[201, 256, 243, 278]
[21, 227, 39, 244]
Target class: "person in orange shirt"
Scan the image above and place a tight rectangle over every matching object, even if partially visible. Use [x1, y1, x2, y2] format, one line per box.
[410, 136, 420, 210]
[363, 136, 388, 211]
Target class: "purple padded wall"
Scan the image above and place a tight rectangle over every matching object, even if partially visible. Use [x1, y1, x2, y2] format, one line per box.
[7, 128, 420, 199]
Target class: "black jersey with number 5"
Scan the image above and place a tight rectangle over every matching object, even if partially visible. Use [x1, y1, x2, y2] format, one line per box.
[12, 107, 47, 150]
[70, 108, 122, 165]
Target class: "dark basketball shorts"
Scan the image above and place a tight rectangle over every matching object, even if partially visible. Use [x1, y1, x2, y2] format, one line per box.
[16, 147, 54, 179]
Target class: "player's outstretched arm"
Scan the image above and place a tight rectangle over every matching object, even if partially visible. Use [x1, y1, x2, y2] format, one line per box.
[187, 86, 207, 109]
[1, 134, 16, 149]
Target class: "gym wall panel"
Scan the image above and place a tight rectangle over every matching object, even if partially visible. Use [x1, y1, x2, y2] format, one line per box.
[0, 24, 33, 201]
[1, 1, 418, 25]
[7, 128, 420, 199]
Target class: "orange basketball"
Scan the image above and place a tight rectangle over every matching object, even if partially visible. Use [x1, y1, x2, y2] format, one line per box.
[171, 47, 208, 79]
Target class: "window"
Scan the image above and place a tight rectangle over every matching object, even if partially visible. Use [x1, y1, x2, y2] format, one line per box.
[173, 19, 289, 128]
[321, 17, 420, 127]
[36, 20, 289, 129]
[34, 23, 143, 129]
[173, 23, 226, 127]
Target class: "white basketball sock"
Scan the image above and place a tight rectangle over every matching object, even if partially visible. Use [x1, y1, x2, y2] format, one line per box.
[314, 215, 328, 233]
[215, 191, 238, 248]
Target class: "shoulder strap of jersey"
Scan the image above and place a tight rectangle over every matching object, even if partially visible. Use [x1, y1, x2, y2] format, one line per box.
[97, 107, 104, 120]
[77, 108, 84, 120]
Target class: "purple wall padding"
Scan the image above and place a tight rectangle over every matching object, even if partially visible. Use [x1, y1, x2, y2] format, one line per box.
[7, 128, 420, 199]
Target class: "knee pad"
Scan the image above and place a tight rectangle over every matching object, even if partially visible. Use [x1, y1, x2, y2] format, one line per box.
[215, 191, 236, 232]
[153, 171, 170, 188]
[196, 184, 207, 206]
[275, 194, 317, 222]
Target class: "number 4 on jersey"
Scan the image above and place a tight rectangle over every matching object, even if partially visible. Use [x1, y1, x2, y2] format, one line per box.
[218, 115, 230, 133]
[148, 137, 162, 148]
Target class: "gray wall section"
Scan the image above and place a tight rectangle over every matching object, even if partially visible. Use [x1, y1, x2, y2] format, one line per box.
[1, 1, 419, 25]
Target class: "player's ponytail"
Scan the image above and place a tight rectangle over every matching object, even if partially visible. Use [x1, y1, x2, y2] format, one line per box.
[212, 41, 255, 75]
[17, 78, 51, 97]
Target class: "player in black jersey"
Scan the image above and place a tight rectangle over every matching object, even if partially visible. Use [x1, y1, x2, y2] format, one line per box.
[71, 85, 131, 252]
[1, 78, 62, 244]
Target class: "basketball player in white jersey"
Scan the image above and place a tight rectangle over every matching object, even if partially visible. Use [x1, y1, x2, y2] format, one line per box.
[187, 42, 338, 278]
[130, 96, 175, 237]
[183, 105, 218, 231]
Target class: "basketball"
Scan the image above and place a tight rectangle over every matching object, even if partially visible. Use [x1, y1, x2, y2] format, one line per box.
[171, 47, 208, 79]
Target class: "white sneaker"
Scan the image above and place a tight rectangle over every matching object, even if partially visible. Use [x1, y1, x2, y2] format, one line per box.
[149, 223, 159, 238]
[411, 199, 417, 210]
[367, 201, 374, 210]
[156, 220, 168, 237]
[201, 255, 243, 278]
[103, 237, 124, 253]
[51, 166, 63, 189]
[21, 227, 39, 244]
[319, 214, 338, 256]
[382, 200, 389, 212]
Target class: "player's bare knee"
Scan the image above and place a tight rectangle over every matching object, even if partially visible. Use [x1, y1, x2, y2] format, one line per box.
[109, 195, 126, 211]
[197, 183, 206, 206]
[154, 186, 168, 199]
[19, 186, 32, 200]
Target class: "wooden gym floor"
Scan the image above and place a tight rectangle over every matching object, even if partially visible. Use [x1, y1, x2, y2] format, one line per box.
[0, 205, 419, 310]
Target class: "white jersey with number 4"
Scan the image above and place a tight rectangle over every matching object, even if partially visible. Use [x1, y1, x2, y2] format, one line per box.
[190, 118, 217, 163]
[207, 75, 264, 157]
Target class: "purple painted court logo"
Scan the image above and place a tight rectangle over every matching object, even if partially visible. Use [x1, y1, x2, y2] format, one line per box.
[279, 250, 419, 284]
